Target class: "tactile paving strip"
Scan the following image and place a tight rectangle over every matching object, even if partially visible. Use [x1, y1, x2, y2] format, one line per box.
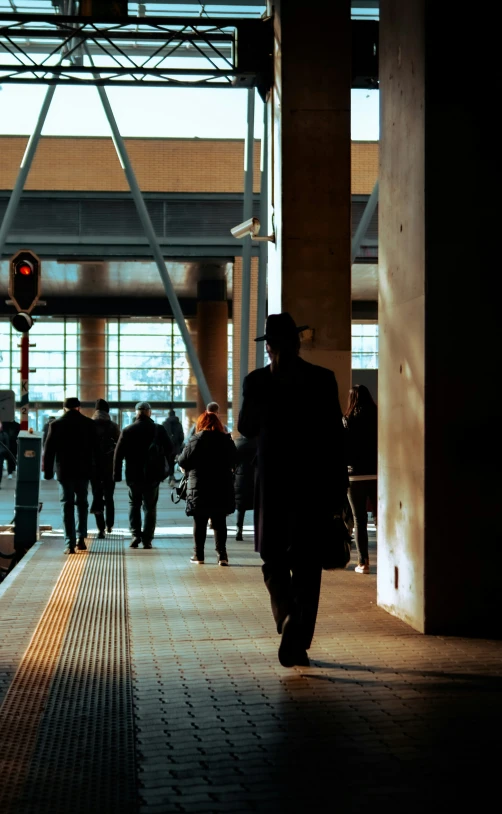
[0, 533, 137, 814]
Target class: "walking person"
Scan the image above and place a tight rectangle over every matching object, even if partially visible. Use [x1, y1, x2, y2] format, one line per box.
[234, 434, 257, 541]
[0, 421, 10, 488]
[178, 410, 237, 566]
[3, 419, 20, 479]
[90, 398, 120, 538]
[43, 397, 98, 554]
[162, 408, 184, 486]
[113, 402, 173, 550]
[343, 384, 378, 574]
[238, 313, 348, 668]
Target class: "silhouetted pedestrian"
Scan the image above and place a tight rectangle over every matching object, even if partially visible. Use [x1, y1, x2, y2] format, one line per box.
[90, 398, 120, 538]
[343, 384, 377, 574]
[234, 434, 257, 540]
[178, 410, 236, 566]
[163, 408, 184, 486]
[43, 397, 98, 554]
[238, 313, 348, 668]
[113, 402, 173, 550]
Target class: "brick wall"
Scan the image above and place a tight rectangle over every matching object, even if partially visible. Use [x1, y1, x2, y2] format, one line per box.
[0, 136, 378, 195]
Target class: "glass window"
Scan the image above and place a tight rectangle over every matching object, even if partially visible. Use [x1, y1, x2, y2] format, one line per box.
[352, 323, 379, 369]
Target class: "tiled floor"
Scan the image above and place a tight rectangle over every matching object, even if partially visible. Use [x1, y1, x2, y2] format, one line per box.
[1, 476, 501, 813]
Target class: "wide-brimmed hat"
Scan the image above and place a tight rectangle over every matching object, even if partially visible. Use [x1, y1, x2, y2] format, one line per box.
[255, 312, 309, 342]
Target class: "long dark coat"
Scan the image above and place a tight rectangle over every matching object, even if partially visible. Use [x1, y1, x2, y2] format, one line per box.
[92, 410, 121, 481]
[234, 435, 257, 512]
[113, 414, 173, 485]
[43, 410, 99, 481]
[238, 357, 348, 559]
[178, 430, 237, 517]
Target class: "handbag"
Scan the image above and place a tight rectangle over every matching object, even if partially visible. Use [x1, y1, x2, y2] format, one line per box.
[321, 515, 352, 570]
[170, 472, 188, 504]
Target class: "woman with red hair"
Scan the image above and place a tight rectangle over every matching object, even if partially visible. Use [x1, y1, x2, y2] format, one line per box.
[178, 410, 237, 565]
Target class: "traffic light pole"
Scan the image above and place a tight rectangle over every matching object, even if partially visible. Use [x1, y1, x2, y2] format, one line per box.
[20, 333, 29, 430]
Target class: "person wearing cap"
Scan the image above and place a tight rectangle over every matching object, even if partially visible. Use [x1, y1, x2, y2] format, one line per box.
[90, 398, 120, 538]
[113, 402, 173, 549]
[44, 396, 99, 554]
[238, 312, 348, 668]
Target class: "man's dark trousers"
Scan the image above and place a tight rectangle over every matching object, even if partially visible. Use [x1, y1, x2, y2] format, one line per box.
[59, 478, 89, 546]
[91, 477, 116, 532]
[128, 482, 159, 544]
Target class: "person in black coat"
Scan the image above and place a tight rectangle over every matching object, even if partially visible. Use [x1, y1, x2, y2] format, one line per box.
[238, 313, 348, 668]
[233, 434, 257, 541]
[0, 421, 10, 487]
[178, 410, 237, 566]
[3, 419, 20, 477]
[113, 401, 173, 550]
[43, 397, 99, 554]
[162, 409, 185, 486]
[343, 384, 377, 574]
[90, 398, 120, 538]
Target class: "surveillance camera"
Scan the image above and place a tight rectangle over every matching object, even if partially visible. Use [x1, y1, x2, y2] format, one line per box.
[230, 217, 261, 240]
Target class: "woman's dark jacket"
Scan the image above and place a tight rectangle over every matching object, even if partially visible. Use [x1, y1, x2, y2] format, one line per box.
[43, 410, 99, 481]
[92, 410, 121, 481]
[238, 357, 348, 558]
[178, 430, 237, 517]
[342, 408, 377, 477]
[234, 435, 257, 511]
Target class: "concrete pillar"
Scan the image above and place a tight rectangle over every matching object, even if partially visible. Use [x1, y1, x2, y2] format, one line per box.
[79, 318, 106, 417]
[267, 0, 352, 405]
[196, 280, 229, 429]
[378, 1, 499, 635]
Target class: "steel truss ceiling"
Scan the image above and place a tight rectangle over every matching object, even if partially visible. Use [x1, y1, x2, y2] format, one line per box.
[0, 12, 378, 90]
[0, 13, 275, 89]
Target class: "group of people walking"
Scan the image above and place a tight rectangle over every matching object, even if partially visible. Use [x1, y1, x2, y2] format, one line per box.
[40, 311, 377, 669]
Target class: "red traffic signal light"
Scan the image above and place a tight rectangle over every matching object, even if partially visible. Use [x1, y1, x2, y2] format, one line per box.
[8, 249, 41, 313]
[18, 262, 33, 276]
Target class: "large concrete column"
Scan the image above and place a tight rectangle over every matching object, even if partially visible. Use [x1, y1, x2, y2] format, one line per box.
[267, 0, 352, 404]
[196, 280, 229, 429]
[79, 318, 106, 417]
[378, 1, 499, 635]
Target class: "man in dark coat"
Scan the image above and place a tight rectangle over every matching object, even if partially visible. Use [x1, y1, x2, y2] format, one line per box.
[233, 435, 257, 540]
[162, 409, 184, 486]
[3, 419, 20, 478]
[90, 398, 120, 538]
[0, 421, 11, 488]
[238, 313, 348, 668]
[113, 401, 173, 549]
[44, 397, 99, 554]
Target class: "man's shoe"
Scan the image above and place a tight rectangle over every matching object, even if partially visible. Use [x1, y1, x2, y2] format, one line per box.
[355, 559, 370, 574]
[64, 545, 75, 555]
[97, 531, 106, 540]
[218, 556, 229, 566]
[235, 529, 243, 542]
[7, 474, 13, 479]
[106, 526, 113, 534]
[77, 539, 87, 551]
[130, 539, 140, 549]
[143, 542, 152, 549]
[278, 615, 309, 668]
[190, 554, 204, 564]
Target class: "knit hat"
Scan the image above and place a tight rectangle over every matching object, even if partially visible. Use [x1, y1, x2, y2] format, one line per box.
[135, 401, 151, 411]
[63, 397, 80, 409]
[95, 398, 110, 412]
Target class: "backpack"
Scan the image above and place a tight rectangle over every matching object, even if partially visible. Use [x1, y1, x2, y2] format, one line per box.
[144, 425, 169, 483]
